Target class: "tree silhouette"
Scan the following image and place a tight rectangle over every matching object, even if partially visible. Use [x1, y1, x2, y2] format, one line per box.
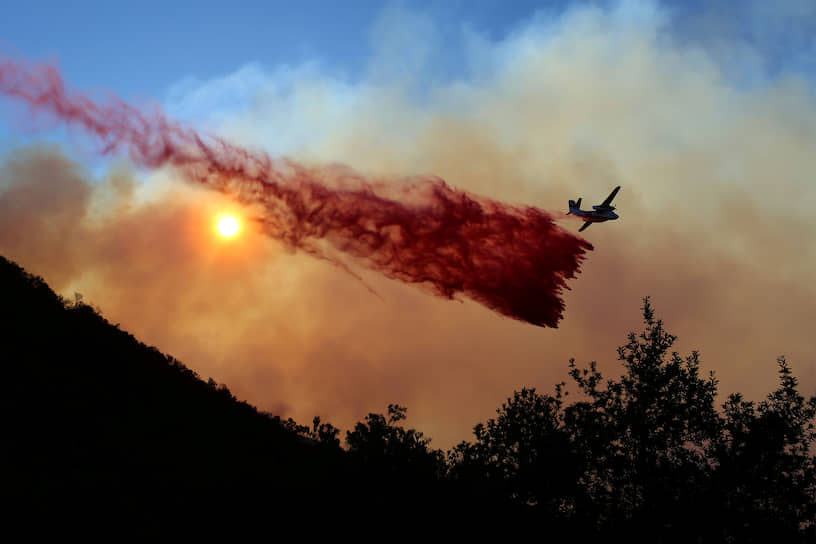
[448, 388, 582, 518]
[713, 356, 816, 540]
[562, 298, 722, 535]
[311, 416, 341, 448]
[346, 404, 445, 480]
[448, 297, 815, 541]
[3, 253, 814, 535]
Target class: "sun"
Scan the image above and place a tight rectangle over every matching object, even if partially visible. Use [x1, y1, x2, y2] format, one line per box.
[216, 214, 241, 238]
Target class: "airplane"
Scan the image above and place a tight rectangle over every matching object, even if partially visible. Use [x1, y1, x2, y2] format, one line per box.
[567, 186, 621, 232]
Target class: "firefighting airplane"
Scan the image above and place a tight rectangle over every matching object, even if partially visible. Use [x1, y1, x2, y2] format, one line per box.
[567, 186, 621, 233]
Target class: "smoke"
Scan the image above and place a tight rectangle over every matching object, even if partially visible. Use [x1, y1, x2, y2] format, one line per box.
[1, 0, 815, 448]
[0, 57, 591, 328]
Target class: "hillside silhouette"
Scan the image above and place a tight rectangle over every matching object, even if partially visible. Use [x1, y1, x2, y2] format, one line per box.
[2, 254, 814, 538]
[1, 256, 349, 517]
[2, 254, 491, 525]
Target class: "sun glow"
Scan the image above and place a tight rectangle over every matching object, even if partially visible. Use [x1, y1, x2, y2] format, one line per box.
[216, 214, 241, 238]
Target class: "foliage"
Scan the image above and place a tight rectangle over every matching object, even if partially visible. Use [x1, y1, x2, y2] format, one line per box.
[449, 297, 815, 541]
[346, 404, 446, 480]
[714, 357, 816, 539]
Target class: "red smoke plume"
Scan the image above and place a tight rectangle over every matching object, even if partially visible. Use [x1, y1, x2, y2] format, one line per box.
[0, 57, 592, 327]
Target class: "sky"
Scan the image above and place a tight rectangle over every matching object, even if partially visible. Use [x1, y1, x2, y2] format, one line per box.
[1, 0, 815, 449]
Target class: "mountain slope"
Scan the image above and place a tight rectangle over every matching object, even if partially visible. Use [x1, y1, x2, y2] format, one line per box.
[1, 255, 350, 518]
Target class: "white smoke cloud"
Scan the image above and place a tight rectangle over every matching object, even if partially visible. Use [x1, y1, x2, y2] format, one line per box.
[3, 0, 815, 448]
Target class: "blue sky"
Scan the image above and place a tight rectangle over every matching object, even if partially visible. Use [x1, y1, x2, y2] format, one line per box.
[3, 0, 814, 160]
[2, 0, 814, 181]
[2, 0, 813, 99]
[0, 0, 571, 98]
[0, 0, 577, 155]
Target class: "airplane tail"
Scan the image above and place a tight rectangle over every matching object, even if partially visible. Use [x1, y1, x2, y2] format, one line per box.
[567, 198, 582, 214]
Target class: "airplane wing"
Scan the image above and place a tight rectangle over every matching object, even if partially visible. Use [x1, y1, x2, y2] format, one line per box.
[579, 221, 592, 233]
[600, 186, 621, 207]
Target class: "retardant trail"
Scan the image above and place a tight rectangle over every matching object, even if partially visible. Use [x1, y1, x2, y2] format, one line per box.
[0, 57, 593, 327]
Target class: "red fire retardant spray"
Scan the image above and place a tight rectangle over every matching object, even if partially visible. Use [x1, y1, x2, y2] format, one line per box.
[1, 57, 593, 327]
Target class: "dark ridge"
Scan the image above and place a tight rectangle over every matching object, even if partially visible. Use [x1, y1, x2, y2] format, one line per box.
[0, 255, 416, 522]
[2, 254, 500, 529]
[3, 254, 814, 539]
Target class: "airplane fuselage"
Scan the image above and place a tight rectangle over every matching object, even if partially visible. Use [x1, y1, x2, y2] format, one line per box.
[569, 208, 619, 222]
[567, 186, 621, 232]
